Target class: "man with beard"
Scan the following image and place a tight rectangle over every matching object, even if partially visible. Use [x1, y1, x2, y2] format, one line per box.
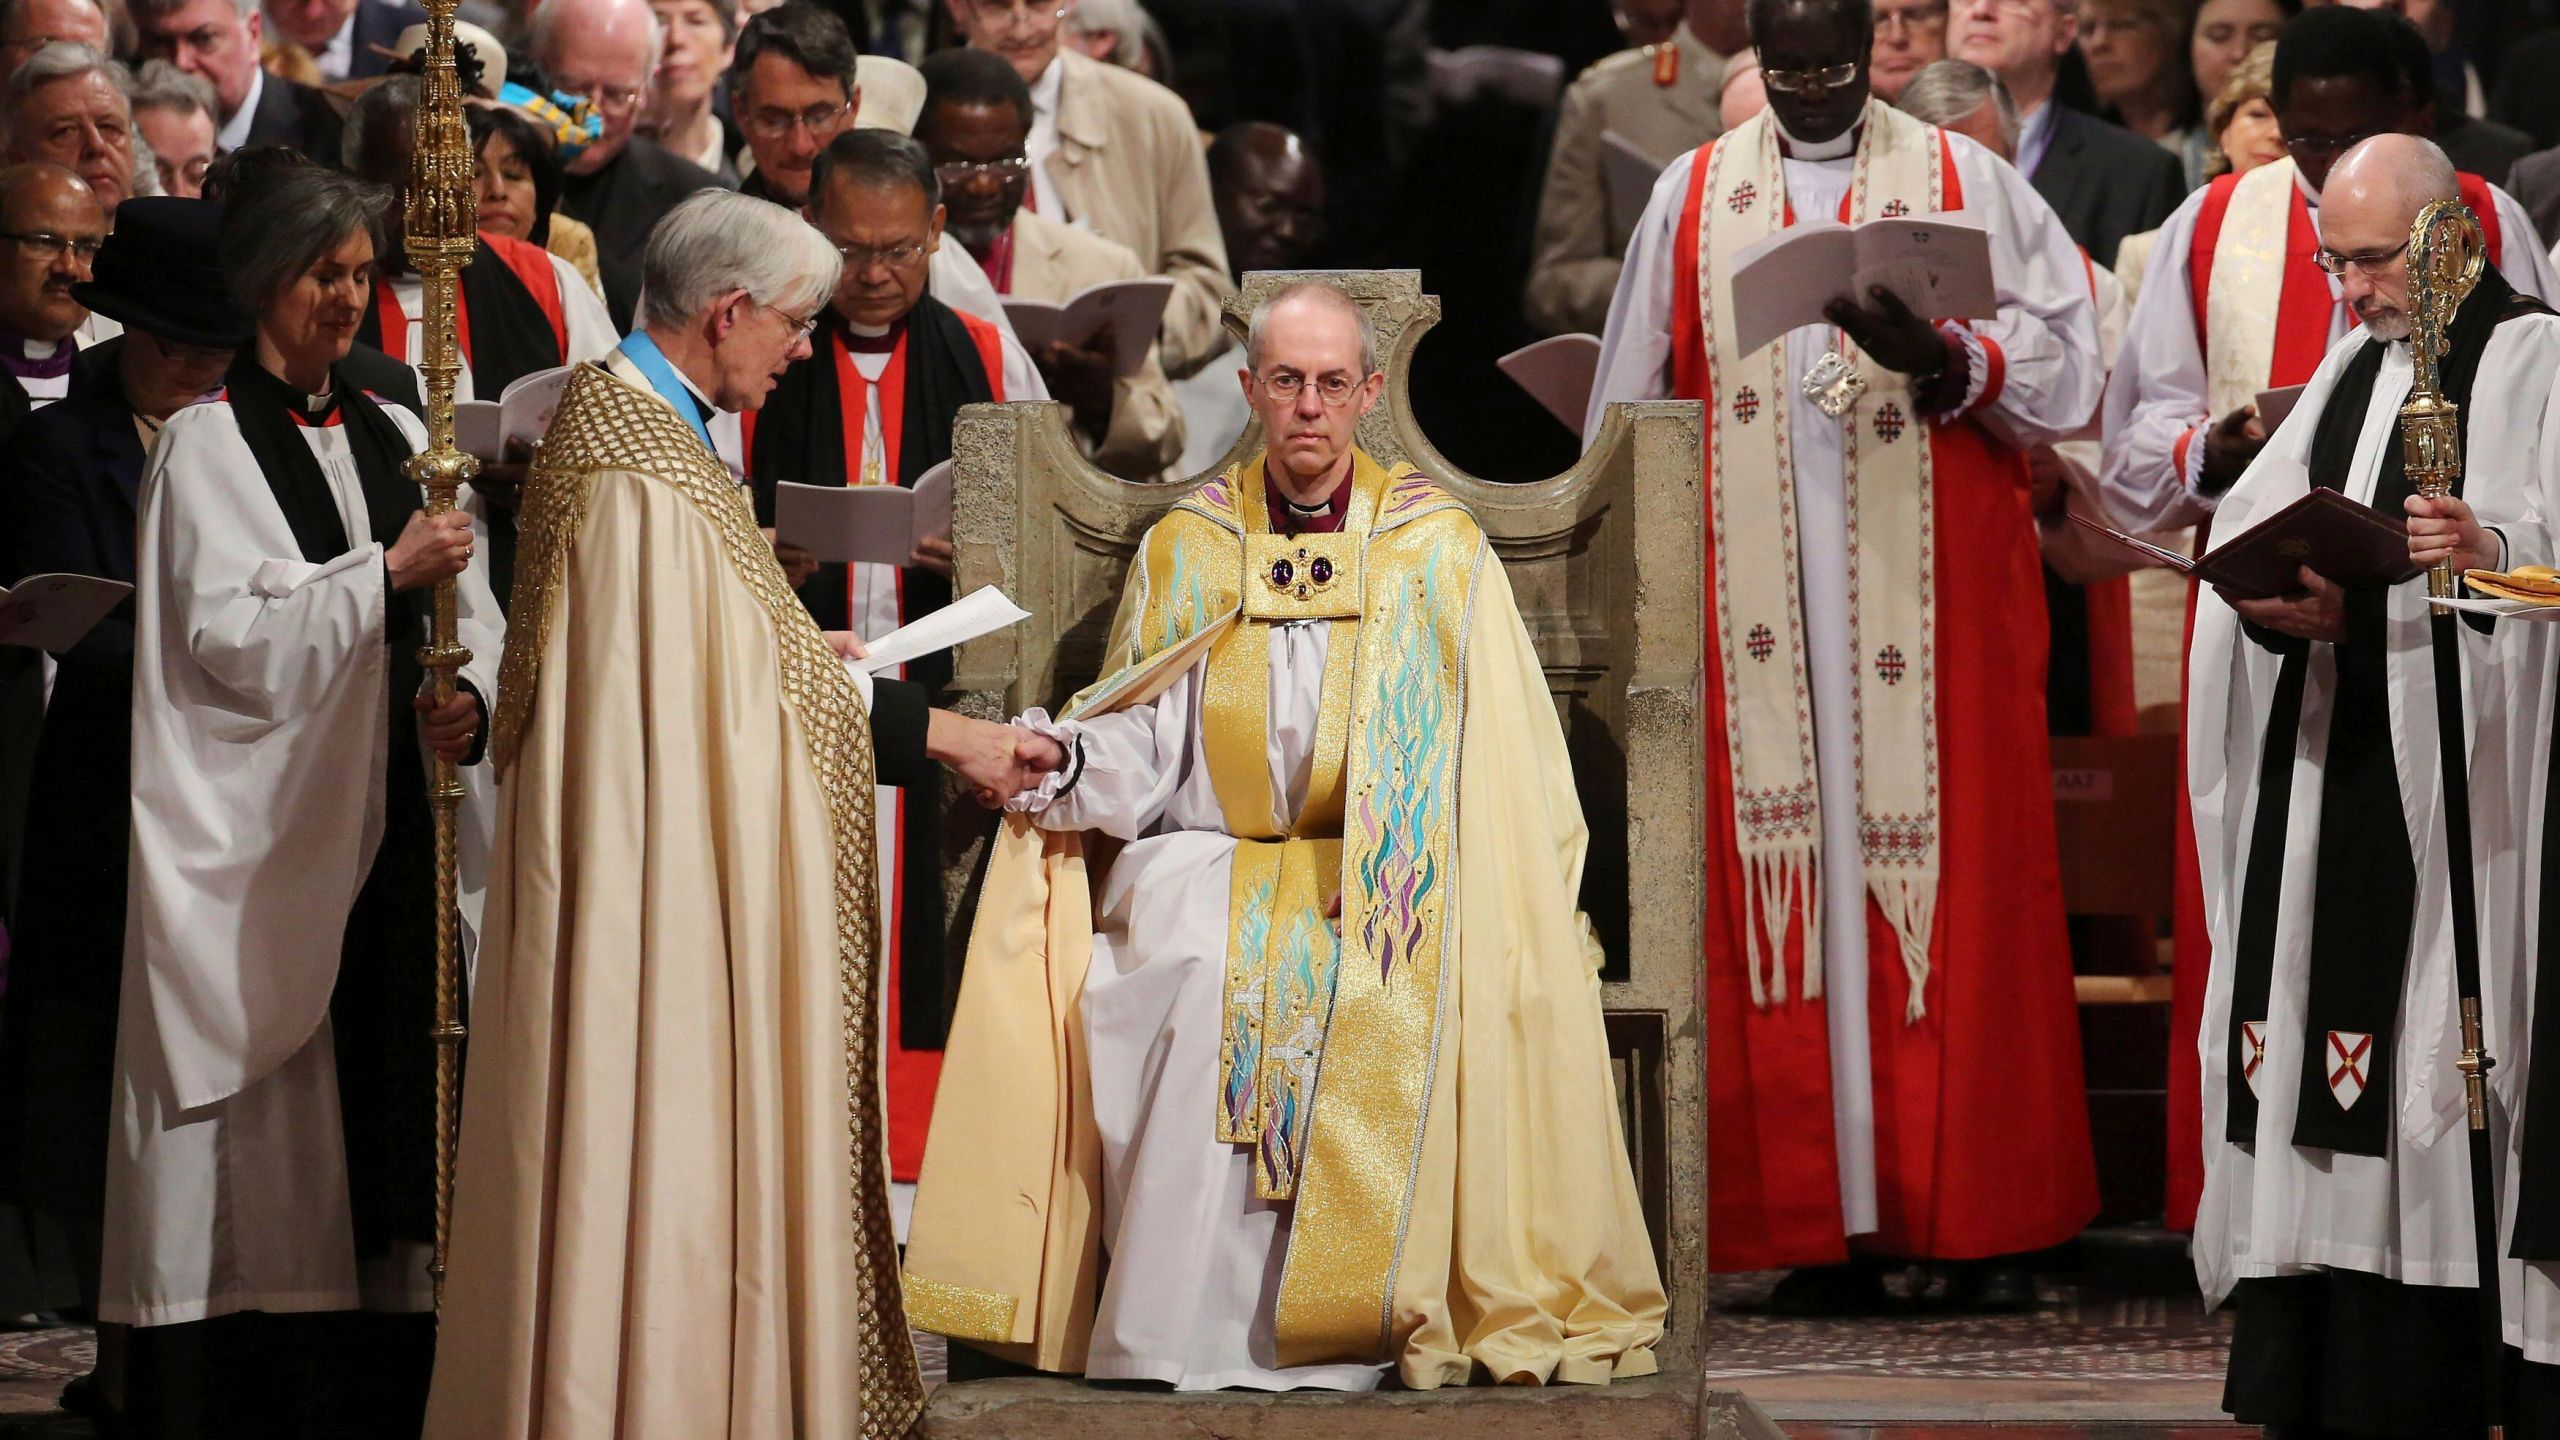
[916, 45, 1182, 479]
[2189, 132, 2560, 1435]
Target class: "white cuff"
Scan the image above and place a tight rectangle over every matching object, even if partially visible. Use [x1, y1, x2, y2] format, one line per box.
[1004, 708, 1082, 813]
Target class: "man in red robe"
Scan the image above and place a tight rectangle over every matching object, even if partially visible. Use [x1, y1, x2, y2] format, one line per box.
[1589, 0, 2103, 1309]
[2098, 3, 2558, 1231]
[742, 130, 1044, 1221]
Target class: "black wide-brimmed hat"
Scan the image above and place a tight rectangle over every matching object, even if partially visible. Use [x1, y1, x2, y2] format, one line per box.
[73, 197, 253, 350]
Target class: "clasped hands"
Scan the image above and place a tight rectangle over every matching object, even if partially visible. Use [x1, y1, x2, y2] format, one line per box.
[823, 631, 1067, 805]
[2218, 493, 2497, 644]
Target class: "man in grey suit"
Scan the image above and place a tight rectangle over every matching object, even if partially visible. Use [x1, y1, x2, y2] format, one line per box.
[1522, 0, 1743, 337]
[1953, 0, 2184, 270]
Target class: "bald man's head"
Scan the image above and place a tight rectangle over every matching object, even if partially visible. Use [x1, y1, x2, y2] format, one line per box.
[2320, 133, 2457, 342]
[0, 160, 103, 341]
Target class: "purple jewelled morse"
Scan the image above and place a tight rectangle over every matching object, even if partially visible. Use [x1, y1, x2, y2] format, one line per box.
[1310, 556, 1333, 585]
[1272, 558, 1295, 587]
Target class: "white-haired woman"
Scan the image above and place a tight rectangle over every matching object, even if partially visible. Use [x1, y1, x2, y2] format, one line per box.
[101, 160, 504, 1436]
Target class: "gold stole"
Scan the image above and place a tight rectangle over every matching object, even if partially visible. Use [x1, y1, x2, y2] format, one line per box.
[1064, 450, 1483, 1365]
[2201, 156, 2302, 419]
[1700, 100, 1942, 1018]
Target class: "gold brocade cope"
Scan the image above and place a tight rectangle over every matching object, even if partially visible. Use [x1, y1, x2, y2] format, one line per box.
[1059, 450, 1485, 1363]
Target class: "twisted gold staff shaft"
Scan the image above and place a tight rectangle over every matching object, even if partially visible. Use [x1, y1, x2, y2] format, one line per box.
[402, 0, 478, 1308]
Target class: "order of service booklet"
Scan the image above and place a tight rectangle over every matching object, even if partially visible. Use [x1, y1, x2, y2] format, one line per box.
[1727, 213, 1997, 358]
[2068, 488, 2418, 600]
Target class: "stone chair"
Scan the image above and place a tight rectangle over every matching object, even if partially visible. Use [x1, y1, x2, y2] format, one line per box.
[930, 270, 1765, 1436]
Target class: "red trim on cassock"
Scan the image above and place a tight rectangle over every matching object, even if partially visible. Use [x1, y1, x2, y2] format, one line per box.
[955, 308, 1010, 401]
[1676, 131, 2095, 1268]
[2460, 172, 2503, 263]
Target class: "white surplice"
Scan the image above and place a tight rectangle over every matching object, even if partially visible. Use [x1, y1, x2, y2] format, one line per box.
[1008, 619, 1386, 1391]
[1584, 125, 2102, 1234]
[2100, 173, 2558, 534]
[100, 399, 504, 1325]
[2189, 314, 2560, 1311]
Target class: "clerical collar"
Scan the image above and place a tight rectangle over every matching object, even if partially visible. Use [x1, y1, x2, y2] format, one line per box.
[842, 317, 903, 354]
[0, 330, 74, 381]
[1265, 465, 1353, 536]
[1773, 110, 1860, 162]
[268, 370, 340, 427]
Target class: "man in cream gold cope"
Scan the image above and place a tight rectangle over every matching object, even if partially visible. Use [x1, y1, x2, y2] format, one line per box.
[423, 191, 1055, 1440]
[902, 283, 1666, 1389]
[1588, 0, 2103, 1311]
[2189, 133, 2560, 1432]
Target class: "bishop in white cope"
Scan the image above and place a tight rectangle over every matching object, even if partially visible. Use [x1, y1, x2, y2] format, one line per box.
[2190, 135, 2560, 1432]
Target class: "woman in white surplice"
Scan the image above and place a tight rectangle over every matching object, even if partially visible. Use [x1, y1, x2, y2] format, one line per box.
[99, 163, 502, 1436]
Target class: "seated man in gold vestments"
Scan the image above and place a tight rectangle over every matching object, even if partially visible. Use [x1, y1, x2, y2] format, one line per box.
[422, 190, 1049, 1440]
[903, 282, 1668, 1391]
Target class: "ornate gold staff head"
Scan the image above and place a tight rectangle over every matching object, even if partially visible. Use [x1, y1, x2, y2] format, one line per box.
[2400, 195, 2485, 600]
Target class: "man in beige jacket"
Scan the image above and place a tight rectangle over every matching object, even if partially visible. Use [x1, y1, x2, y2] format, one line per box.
[1523, 0, 1741, 337]
[946, 0, 1231, 379]
[917, 46, 1186, 480]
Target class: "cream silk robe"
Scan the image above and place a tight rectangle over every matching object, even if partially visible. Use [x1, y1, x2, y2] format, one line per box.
[422, 352, 923, 1438]
[901, 452, 1666, 1390]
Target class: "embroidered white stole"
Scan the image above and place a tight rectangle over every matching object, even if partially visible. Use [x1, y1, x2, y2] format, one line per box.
[1699, 100, 1943, 1020]
[2200, 157, 2301, 418]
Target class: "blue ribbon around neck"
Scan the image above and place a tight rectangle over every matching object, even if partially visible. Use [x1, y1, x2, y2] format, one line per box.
[617, 330, 716, 453]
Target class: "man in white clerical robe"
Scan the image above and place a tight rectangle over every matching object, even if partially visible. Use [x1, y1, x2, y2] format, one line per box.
[1585, 0, 2102, 1306]
[2191, 135, 2560, 1432]
[901, 283, 1667, 1390]
[423, 191, 1050, 1440]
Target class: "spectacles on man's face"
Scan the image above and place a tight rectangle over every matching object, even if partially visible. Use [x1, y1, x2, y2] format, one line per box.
[2313, 239, 2411, 278]
[759, 299, 821, 338]
[1760, 61, 1861, 94]
[552, 74, 647, 114]
[935, 157, 1030, 188]
[0, 230, 104, 263]
[1872, 2, 1949, 33]
[834, 239, 930, 272]
[743, 100, 853, 142]
[1257, 369, 1367, 407]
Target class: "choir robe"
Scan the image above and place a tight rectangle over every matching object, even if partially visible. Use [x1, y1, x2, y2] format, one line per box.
[101, 357, 503, 1333]
[741, 296, 1043, 1187]
[2101, 160, 2558, 1231]
[1587, 104, 2104, 1270]
[2190, 277, 2560, 1423]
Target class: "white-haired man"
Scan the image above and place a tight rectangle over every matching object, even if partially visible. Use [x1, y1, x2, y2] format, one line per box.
[531, 0, 721, 329]
[3, 42, 135, 208]
[2191, 132, 2560, 1433]
[133, 0, 340, 157]
[904, 281, 1666, 1391]
[422, 189, 1054, 1440]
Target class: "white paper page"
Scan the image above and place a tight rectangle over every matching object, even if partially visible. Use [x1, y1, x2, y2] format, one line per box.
[1729, 221, 1856, 357]
[0, 573, 133, 651]
[1601, 130, 1664, 249]
[776, 481, 921, 566]
[911, 460, 954, 544]
[500, 366, 576, 450]
[858, 585, 1031, 675]
[1848, 215, 1995, 326]
[1497, 333, 1603, 433]
[453, 400, 503, 462]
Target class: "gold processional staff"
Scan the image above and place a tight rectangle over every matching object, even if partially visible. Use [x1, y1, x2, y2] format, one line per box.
[2399, 195, 2503, 1440]
[402, 0, 474, 1307]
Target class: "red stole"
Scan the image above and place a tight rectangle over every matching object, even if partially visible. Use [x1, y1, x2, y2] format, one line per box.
[369, 230, 567, 370]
